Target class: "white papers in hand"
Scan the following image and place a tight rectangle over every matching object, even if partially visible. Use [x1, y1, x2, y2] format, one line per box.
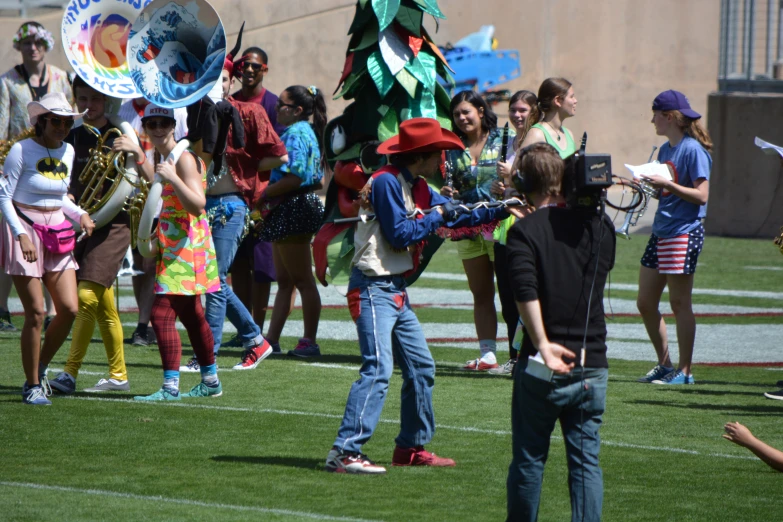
[754, 137, 783, 158]
[624, 162, 672, 181]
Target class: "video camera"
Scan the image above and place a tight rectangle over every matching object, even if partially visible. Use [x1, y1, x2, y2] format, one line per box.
[513, 133, 613, 214]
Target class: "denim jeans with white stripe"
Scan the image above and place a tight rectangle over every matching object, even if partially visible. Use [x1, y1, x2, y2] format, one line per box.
[334, 268, 436, 453]
[507, 365, 608, 522]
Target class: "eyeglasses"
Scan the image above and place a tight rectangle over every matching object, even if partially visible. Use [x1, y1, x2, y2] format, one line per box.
[43, 117, 74, 129]
[144, 119, 175, 130]
[241, 62, 266, 72]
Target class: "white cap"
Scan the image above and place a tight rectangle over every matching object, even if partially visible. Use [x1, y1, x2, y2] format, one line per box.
[142, 104, 175, 120]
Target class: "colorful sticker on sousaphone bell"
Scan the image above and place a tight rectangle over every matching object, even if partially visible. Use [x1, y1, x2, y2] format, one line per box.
[127, 0, 225, 109]
[61, 0, 148, 98]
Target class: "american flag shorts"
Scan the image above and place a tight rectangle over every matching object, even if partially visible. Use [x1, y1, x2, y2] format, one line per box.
[641, 225, 704, 275]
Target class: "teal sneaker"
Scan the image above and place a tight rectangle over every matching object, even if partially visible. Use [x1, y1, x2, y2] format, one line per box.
[182, 381, 222, 398]
[652, 369, 695, 385]
[133, 388, 181, 401]
[637, 365, 674, 383]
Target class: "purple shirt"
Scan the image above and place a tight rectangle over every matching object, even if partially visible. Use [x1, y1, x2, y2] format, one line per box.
[232, 88, 286, 137]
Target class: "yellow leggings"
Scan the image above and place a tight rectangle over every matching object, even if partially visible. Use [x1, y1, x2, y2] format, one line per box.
[64, 280, 127, 381]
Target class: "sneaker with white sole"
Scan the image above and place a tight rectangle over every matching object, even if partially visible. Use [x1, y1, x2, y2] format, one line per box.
[463, 358, 499, 371]
[233, 340, 273, 370]
[182, 381, 223, 398]
[50, 372, 76, 394]
[652, 369, 695, 385]
[325, 448, 386, 474]
[84, 378, 130, 393]
[179, 357, 200, 373]
[488, 359, 516, 376]
[637, 364, 674, 383]
[764, 389, 783, 400]
[23, 385, 51, 405]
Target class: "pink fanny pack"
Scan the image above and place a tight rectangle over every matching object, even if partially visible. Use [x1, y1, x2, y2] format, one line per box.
[15, 206, 77, 255]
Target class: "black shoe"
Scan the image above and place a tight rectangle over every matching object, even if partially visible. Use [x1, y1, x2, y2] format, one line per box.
[0, 310, 17, 332]
[147, 328, 157, 345]
[131, 328, 150, 346]
[43, 315, 55, 331]
[764, 389, 783, 400]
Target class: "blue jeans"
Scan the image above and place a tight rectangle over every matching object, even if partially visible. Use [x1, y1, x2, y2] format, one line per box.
[204, 194, 262, 354]
[334, 268, 436, 454]
[507, 364, 608, 522]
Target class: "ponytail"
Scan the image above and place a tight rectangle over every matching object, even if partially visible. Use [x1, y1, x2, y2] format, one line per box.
[664, 110, 713, 152]
[282, 84, 328, 159]
[686, 119, 713, 152]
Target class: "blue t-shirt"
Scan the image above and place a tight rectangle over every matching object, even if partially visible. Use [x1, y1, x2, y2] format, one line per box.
[269, 121, 323, 187]
[652, 135, 712, 238]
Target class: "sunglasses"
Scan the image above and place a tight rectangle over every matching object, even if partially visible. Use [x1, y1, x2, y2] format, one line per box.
[275, 101, 297, 110]
[144, 119, 175, 130]
[241, 62, 267, 72]
[43, 116, 74, 129]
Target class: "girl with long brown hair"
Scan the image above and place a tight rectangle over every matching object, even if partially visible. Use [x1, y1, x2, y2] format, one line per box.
[635, 90, 712, 386]
[519, 78, 577, 159]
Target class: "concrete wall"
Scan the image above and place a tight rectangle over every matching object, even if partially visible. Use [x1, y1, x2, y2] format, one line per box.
[0, 0, 720, 176]
[706, 93, 783, 238]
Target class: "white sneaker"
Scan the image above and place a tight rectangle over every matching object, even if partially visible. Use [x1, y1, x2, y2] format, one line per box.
[84, 378, 130, 392]
[488, 359, 516, 376]
[325, 448, 386, 474]
[179, 357, 200, 373]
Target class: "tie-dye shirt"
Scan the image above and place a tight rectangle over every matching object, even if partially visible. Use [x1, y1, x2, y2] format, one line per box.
[269, 121, 323, 187]
[444, 126, 513, 204]
[155, 152, 219, 295]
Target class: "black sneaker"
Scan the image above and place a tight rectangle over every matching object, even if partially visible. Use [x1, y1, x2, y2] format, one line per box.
[764, 389, 783, 400]
[147, 328, 157, 345]
[131, 328, 150, 346]
[43, 315, 55, 332]
[0, 309, 16, 332]
[224, 335, 243, 348]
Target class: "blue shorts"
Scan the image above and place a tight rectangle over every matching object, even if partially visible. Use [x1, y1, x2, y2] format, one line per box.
[640, 224, 704, 275]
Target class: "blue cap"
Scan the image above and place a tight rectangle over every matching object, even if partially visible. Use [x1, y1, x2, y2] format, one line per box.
[652, 90, 701, 119]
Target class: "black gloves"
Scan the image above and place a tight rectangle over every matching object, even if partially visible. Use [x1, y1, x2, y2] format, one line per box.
[440, 200, 464, 221]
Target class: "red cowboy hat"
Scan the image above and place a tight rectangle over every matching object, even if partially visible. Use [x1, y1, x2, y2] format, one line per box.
[376, 118, 464, 155]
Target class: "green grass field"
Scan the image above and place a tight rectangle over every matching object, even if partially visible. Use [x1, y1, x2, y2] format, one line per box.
[2, 235, 783, 521]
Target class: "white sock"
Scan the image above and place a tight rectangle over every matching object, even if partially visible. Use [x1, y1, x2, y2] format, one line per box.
[479, 340, 497, 364]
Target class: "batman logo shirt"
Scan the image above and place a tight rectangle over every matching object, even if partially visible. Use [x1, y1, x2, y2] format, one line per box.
[37, 157, 69, 181]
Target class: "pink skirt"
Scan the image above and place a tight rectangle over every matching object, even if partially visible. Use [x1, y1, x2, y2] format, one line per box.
[0, 207, 79, 277]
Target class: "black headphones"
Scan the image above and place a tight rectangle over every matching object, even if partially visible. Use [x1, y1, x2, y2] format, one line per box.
[511, 144, 538, 195]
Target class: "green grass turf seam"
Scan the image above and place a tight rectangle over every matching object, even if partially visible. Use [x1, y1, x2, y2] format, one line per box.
[0, 482, 381, 522]
[61, 396, 757, 461]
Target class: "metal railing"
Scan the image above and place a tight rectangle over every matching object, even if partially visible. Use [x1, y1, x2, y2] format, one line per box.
[0, 0, 67, 17]
[719, 0, 783, 92]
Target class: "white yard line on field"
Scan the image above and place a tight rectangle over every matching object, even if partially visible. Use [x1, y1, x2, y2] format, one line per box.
[0, 482, 380, 522]
[117, 320, 783, 364]
[744, 266, 783, 271]
[62, 396, 756, 462]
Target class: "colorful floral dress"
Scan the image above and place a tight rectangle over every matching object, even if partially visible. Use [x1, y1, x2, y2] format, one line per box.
[155, 153, 220, 295]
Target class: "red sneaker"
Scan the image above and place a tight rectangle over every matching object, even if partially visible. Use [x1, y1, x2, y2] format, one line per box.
[463, 358, 499, 371]
[391, 446, 456, 467]
[232, 340, 273, 370]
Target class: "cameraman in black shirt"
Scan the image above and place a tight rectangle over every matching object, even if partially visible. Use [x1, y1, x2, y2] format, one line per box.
[505, 143, 615, 522]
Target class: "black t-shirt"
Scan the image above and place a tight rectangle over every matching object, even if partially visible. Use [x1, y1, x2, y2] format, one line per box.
[505, 206, 616, 368]
[65, 122, 128, 224]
